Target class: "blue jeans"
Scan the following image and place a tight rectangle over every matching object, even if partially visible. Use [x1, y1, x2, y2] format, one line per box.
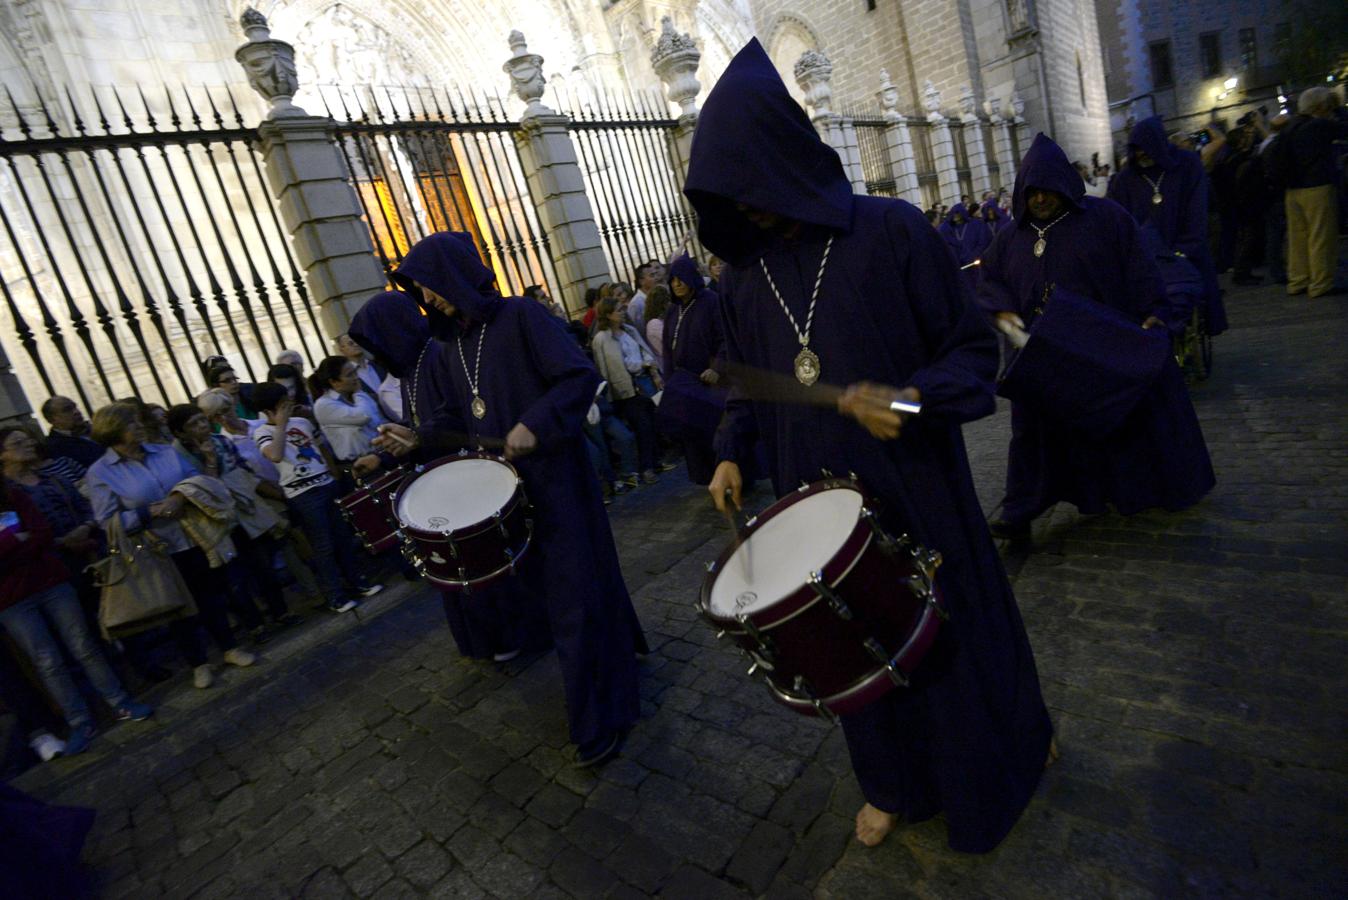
[0, 582, 131, 729]
[287, 482, 366, 603]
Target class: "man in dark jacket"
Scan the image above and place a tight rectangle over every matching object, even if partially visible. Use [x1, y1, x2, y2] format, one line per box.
[689, 38, 1053, 855]
[39, 397, 104, 470]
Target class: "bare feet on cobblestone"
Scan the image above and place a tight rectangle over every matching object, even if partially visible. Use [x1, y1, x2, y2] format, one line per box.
[855, 802, 897, 847]
[1046, 737, 1059, 769]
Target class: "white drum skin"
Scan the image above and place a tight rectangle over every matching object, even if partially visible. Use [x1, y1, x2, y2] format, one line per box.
[397, 457, 519, 532]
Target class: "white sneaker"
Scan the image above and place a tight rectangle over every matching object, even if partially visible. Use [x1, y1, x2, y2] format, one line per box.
[30, 732, 65, 762]
[222, 648, 256, 668]
[356, 583, 384, 598]
[193, 664, 214, 689]
[492, 649, 521, 662]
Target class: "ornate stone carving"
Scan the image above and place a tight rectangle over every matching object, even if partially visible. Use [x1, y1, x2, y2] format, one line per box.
[793, 49, 834, 118]
[877, 69, 901, 124]
[1011, 92, 1026, 121]
[959, 85, 977, 120]
[923, 80, 944, 122]
[650, 16, 701, 121]
[984, 98, 1002, 123]
[503, 31, 554, 120]
[234, 9, 305, 119]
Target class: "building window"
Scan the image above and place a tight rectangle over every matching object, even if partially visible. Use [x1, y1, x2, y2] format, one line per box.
[1239, 28, 1257, 69]
[1149, 41, 1174, 89]
[1200, 32, 1222, 78]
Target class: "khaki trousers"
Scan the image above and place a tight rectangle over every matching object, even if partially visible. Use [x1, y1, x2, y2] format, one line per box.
[1285, 185, 1339, 297]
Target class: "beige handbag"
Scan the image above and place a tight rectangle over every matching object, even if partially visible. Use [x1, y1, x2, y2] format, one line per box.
[89, 517, 198, 640]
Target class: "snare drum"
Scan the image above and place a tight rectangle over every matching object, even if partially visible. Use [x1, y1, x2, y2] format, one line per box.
[392, 452, 531, 590]
[337, 465, 409, 553]
[700, 477, 945, 718]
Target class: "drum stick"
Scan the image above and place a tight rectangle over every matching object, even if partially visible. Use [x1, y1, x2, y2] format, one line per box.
[960, 259, 981, 271]
[720, 489, 752, 582]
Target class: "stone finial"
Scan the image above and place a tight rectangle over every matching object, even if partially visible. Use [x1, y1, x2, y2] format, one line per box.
[983, 98, 1001, 122]
[502, 30, 553, 119]
[794, 49, 834, 118]
[922, 80, 943, 121]
[1010, 92, 1025, 121]
[234, 9, 305, 118]
[959, 84, 977, 119]
[877, 69, 901, 123]
[650, 16, 701, 121]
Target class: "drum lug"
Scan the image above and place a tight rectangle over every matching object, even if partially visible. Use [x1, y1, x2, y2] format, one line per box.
[493, 510, 508, 538]
[738, 615, 776, 661]
[744, 515, 757, 529]
[905, 574, 931, 599]
[928, 593, 949, 621]
[863, 637, 910, 688]
[797, 481, 810, 492]
[808, 570, 852, 621]
[918, 549, 943, 577]
[457, 448, 469, 457]
[705, 560, 716, 573]
[790, 675, 838, 724]
[820, 467, 833, 478]
[715, 629, 726, 639]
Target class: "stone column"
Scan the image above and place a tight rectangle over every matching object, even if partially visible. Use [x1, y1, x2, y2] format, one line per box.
[1011, 93, 1031, 173]
[794, 51, 867, 195]
[650, 16, 700, 185]
[987, 98, 1017, 190]
[0, 339, 34, 428]
[504, 32, 610, 301]
[959, 85, 992, 197]
[923, 81, 960, 205]
[235, 9, 384, 333]
[877, 70, 921, 205]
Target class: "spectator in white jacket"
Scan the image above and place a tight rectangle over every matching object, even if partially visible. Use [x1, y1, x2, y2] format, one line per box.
[310, 356, 384, 474]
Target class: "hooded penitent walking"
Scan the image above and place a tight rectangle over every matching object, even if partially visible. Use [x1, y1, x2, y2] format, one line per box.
[981, 134, 1216, 537]
[349, 291, 548, 661]
[373, 233, 644, 768]
[689, 39, 1052, 854]
[938, 202, 994, 294]
[1107, 116, 1228, 335]
[659, 252, 728, 485]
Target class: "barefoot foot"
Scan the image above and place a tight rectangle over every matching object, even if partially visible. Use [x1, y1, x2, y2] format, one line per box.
[855, 802, 898, 847]
[1045, 737, 1060, 769]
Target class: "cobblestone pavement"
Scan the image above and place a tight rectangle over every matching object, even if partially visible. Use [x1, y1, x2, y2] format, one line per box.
[12, 279, 1347, 898]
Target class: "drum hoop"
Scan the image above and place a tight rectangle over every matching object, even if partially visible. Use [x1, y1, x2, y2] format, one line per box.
[337, 466, 411, 510]
[700, 478, 873, 625]
[422, 532, 533, 589]
[393, 452, 523, 538]
[401, 491, 527, 543]
[741, 530, 873, 632]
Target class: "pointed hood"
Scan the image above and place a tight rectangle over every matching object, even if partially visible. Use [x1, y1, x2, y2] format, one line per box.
[683, 38, 853, 266]
[391, 232, 503, 339]
[348, 291, 430, 379]
[942, 203, 970, 226]
[667, 253, 706, 293]
[1126, 116, 1177, 170]
[1011, 133, 1086, 220]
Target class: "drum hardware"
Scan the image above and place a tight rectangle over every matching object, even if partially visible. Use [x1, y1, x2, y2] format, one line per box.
[744, 515, 758, 528]
[808, 570, 853, 621]
[863, 637, 911, 687]
[820, 468, 833, 477]
[797, 482, 810, 492]
[736, 615, 776, 660]
[704, 561, 716, 573]
[493, 510, 509, 538]
[784, 675, 838, 724]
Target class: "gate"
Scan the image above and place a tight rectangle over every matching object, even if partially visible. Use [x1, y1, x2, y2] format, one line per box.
[0, 86, 320, 411]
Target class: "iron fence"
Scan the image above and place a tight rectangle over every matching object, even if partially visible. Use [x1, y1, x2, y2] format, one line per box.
[320, 85, 561, 310]
[0, 85, 321, 413]
[853, 118, 898, 198]
[553, 86, 698, 286]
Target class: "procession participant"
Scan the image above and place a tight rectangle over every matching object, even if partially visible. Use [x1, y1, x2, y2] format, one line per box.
[1107, 116, 1228, 335]
[374, 232, 644, 767]
[349, 291, 547, 662]
[659, 253, 728, 485]
[981, 133, 1216, 539]
[688, 39, 1052, 854]
[938, 202, 993, 294]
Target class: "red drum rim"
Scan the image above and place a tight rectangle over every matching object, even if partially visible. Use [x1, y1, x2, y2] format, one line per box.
[700, 477, 876, 630]
[420, 533, 534, 590]
[392, 451, 524, 541]
[336, 464, 412, 510]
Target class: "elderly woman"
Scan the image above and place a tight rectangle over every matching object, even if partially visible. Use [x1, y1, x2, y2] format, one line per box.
[167, 405, 299, 641]
[591, 295, 662, 484]
[310, 355, 385, 476]
[197, 388, 278, 483]
[205, 365, 257, 421]
[1, 478, 153, 755]
[85, 403, 255, 689]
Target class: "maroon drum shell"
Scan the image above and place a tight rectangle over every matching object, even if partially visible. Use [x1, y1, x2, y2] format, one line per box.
[392, 453, 532, 590]
[337, 466, 409, 553]
[700, 479, 944, 718]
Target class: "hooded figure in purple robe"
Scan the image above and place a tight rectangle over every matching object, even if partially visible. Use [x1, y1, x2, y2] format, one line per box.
[938, 202, 993, 295]
[659, 252, 727, 484]
[980, 133, 1216, 530]
[686, 38, 1052, 854]
[349, 291, 549, 661]
[1107, 116, 1228, 335]
[979, 200, 1009, 234]
[383, 233, 644, 766]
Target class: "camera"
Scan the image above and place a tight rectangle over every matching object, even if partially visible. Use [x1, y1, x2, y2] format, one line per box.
[1191, 129, 1212, 147]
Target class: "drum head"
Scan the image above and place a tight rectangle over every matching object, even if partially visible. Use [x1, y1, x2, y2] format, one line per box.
[708, 486, 863, 618]
[397, 458, 518, 532]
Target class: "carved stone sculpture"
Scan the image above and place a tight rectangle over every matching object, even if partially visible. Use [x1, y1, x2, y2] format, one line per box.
[794, 49, 834, 118]
[959, 84, 977, 120]
[503, 30, 553, 119]
[877, 69, 900, 124]
[923, 80, 944, 122]
[650, 16, 702, 121]
[234, 8, 304, 118]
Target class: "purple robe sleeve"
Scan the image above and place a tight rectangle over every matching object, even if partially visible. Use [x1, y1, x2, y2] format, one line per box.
[712, 270, 760, 467]
[1114, 211, 1167, 322]
[1172, 156, 1209, 261]
[894, 210, 999, 423]
[515, 302, 601, 448]
[976, 230, 1021, 316]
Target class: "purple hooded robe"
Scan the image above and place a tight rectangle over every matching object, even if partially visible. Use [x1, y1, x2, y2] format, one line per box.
[686, 39, 1051, 854]
[349, 291, 550, 660]
[1107, 116, 1228, 335]
[980, 134, 1216, 523]
[659, 252, 727, 484]
[938, 203, 993, 297]
[390, 233, 644, 754]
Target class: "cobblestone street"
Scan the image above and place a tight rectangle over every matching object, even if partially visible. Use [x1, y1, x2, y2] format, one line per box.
[12, 279, 1347, 898]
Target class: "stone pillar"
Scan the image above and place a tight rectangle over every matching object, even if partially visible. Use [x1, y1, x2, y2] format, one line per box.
[235, 9, 383, 333]
[959, 85, 992, 197]
[505, 32, 610, 301]
[988, 98, 1017, 190]
[877, 70, 921, 205]
[1011, 93, 1031, 173]
[650, 16, 700, 184]
[923, 81, 960, 205]
[0, 339, 34, 428]
[794, 51, 867, 195]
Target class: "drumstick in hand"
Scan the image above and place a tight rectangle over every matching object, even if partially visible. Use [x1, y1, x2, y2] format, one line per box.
[721, 489, 752, 582]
